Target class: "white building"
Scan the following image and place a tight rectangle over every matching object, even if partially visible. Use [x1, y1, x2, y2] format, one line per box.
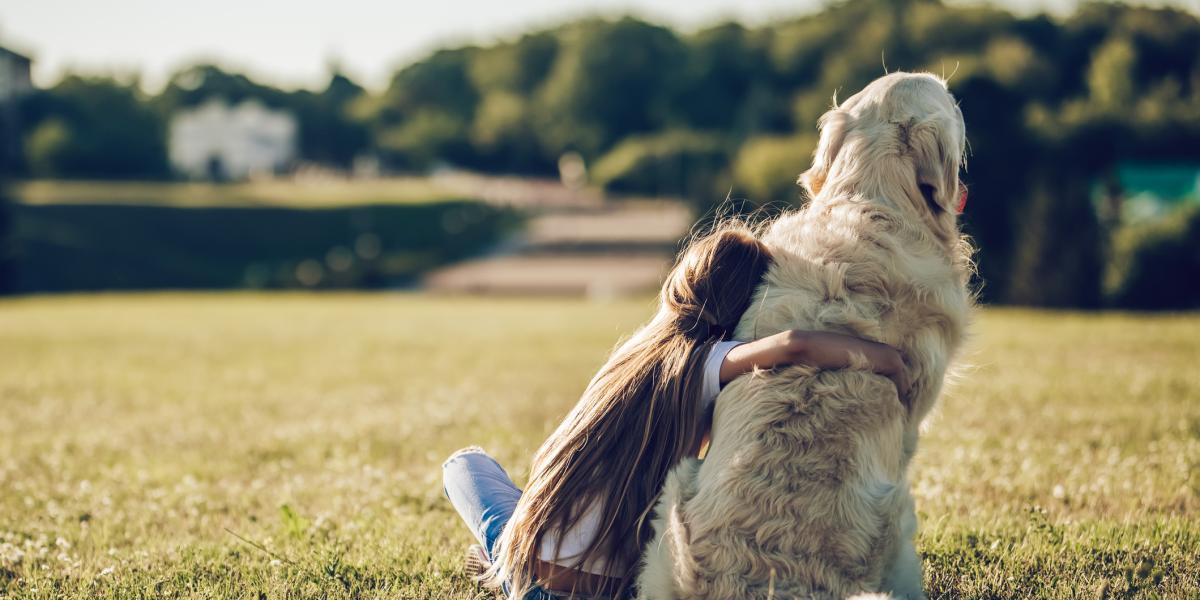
[168, 99, 297, 180]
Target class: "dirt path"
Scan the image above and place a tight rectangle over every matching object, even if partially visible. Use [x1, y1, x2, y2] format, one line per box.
[422, 174, 693, 296]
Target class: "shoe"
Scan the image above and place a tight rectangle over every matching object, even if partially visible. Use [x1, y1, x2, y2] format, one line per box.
[464, 543, 500, 596]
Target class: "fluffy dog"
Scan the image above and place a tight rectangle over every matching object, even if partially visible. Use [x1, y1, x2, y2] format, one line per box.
[638, 72, 973, 599]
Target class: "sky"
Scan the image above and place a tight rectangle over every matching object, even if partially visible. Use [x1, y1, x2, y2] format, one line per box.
[1, 0, 1195, 93]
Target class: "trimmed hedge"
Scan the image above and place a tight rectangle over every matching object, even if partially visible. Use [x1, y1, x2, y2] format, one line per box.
[10, 200, 518, 292]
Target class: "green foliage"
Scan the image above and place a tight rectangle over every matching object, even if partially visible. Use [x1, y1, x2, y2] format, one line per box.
[155, 64, 292, 113]
[591, 130, 728, 207]
[534, 18, 688, 159]
[675, 23, 774, 134]
[11, 0, 1200, 308]
[279, 504, 311, 540]
[366, 49, 481, 169]
[469, 91, 546, 173]
[467, 32, 558, 94]
[731, 135, 816, 205]
[1106, 205, 1200, 309]
[294, 74, 370, 168]
[382, 48, 479, 122]
[8, 200, 517, 292]
[1003, 170, 1106, 308]
[20, 76, 169, 179]
[23, 119, 70, 177]
[1088, 36, 1137, 110]
[376, 109, 470, 170]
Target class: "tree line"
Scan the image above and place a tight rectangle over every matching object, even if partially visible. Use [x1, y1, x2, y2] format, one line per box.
[4, 0, 1200, 308]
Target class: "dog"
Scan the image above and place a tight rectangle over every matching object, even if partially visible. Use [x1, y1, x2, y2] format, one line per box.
[637, 72, 973, 599]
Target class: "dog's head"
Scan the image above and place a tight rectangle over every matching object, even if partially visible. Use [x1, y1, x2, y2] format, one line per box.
[800, 72, 967, 242]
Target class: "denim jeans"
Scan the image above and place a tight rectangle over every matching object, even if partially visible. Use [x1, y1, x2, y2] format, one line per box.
[442, 447, 564, 600]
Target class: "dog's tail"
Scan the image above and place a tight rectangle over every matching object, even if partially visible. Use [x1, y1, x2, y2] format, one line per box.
[637, 458, 702, 599]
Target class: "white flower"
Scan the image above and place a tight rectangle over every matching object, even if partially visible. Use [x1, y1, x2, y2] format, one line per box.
[0, 542, 24, 565]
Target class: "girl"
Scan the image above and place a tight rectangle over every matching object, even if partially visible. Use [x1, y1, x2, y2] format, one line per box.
[442, 222, 909, 599]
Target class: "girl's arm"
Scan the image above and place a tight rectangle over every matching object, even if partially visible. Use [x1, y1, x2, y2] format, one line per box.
[720, 330, 910, 401]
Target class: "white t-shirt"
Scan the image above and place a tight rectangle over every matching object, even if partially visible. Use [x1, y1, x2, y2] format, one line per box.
[537, 340, 744, 575]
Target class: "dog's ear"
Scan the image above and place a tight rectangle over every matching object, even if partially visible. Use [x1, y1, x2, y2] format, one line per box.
[799, 108, 849, 198]
[910, 118, 959, 215]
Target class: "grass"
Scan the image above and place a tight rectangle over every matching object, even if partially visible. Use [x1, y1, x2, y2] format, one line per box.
[12, 178, 460, 208]
[0, 294, 1197, 598]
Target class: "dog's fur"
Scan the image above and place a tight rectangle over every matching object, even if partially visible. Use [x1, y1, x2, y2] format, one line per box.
[637, 73, 973, 599]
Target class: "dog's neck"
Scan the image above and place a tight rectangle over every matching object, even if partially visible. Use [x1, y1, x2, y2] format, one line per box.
[772, 192, 973, 309]
[813, 191, 949, 254]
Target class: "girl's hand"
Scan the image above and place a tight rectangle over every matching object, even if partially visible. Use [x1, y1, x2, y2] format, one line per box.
[720, 330, 911, 405]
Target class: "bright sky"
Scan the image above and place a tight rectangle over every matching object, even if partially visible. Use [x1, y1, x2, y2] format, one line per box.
[1, 0, 1191, 93]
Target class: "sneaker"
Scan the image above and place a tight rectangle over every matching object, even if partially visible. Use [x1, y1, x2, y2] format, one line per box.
[463, 544, 499, 594]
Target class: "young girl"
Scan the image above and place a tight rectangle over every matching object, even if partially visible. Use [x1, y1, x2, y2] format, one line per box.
[442, 223, 908, 599]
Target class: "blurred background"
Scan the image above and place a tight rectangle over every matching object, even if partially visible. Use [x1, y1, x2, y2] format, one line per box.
[1, 0, 1199, 308]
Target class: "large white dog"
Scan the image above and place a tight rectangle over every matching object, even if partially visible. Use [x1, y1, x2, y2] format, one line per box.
[638, 73, 973, 599]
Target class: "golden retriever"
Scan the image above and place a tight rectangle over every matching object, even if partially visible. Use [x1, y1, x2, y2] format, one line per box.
[638, 72, 973, 600]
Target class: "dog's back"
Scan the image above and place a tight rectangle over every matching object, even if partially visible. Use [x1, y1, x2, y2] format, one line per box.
[638, 73, 972, 599]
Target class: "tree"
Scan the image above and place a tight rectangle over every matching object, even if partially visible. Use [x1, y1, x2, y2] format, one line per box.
[22, 76, 168, 179]
[463, 31, 561, 172]
[14, 0, 1200, 307]
[1087, 35, 1136, 110]
[370, 48, 480, 169]
[1106, 205, 1200, 309]
[470, 90, 549, 173]
[732, 135, 815, 206]
[674, 23, 766, 133]
[294, 73, 370, 168]
[591, 130, 729, 209]
[155, 64, 290, 114]
[533, 18, 688, 159]
[468, 32, 558, 94]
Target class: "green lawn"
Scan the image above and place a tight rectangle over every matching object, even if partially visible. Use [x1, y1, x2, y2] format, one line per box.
[0, 294, 1197, 598]
[12, 179, 460, 208]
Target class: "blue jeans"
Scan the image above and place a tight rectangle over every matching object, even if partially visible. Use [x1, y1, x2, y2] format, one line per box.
[442, 447, 559, 600]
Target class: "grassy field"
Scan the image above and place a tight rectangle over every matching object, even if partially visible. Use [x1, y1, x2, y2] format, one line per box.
[0, 294, 1197, 599]
[12, 179, 460, 208]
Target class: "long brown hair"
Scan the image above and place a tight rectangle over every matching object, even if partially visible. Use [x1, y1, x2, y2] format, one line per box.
[490, 221, 772, 597]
